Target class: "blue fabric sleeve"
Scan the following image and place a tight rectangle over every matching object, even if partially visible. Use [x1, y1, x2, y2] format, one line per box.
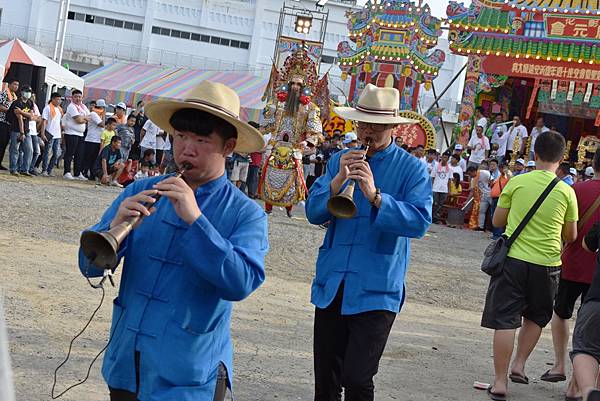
[305, 152, 343, 225]
[180, 209, 268, 301]
[370, 163, 432, 238]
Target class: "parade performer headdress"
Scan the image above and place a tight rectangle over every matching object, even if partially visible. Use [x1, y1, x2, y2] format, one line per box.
[335, 84, 416, 124]
[280, 46, 318, 92]
[145, 81, 265, 153]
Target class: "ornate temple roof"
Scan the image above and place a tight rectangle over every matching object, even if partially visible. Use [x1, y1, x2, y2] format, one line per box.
[338, 0, 445, 82]
[447, 0, 600, 64]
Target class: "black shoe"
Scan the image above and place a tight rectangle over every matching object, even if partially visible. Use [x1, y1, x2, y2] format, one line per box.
[19, 171, 32, 177]
[10, 171, 18, 176]
[0, 165, 7, 171]
[265, 209, 272, 215]
[286, 210, 293, 218]
[29, 170, 39, 176]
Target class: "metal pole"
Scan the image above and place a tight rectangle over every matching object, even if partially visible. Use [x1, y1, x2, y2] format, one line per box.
[431, 83, 450, 147]
[53, 0, 70, 65]
[424, 61, 467, 115]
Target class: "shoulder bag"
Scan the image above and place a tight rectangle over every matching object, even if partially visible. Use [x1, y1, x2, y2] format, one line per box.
[481, 177, 560, 276]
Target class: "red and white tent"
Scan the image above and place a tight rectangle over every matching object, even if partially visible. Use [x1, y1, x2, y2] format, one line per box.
[0, 38, 84, 90]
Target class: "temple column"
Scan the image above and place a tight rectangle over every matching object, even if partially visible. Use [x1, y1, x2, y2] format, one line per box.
[455, 55, 481, 146]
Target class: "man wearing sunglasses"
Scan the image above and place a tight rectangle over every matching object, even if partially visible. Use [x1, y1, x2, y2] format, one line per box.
[306, 84, 433, 401]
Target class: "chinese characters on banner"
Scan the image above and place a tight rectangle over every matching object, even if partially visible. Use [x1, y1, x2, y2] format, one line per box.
[545, 14, 600, 40]
[481, 56, 600, 83]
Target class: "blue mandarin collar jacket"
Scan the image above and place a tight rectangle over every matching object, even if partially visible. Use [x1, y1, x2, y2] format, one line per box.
[79, 174, 268, 401]
[305, 143, 432, 315]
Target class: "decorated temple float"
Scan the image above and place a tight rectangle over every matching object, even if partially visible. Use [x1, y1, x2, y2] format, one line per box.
[447, 0, 600, 167]
[336, 0, 445, 149]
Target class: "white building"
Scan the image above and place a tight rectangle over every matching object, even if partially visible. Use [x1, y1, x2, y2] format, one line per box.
[1, 0, 465, 144]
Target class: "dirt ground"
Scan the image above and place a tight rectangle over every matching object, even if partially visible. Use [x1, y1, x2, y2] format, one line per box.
[0, 172, 575, 401]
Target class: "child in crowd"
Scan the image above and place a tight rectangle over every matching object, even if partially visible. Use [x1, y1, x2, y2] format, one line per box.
[100, 117, 117, 149]
[117, 114, 136, 161]
[135, 161, 151, 180]
[448, 172, 462, 206]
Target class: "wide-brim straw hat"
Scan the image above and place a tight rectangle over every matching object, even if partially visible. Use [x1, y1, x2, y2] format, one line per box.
[144, 81, 264, 153]
[334, 84, 416, 124]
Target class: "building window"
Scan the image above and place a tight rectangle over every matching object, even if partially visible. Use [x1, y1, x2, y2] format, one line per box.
[524, 21, 544, 38]
[74, 12, 85, 21]
[95, 16, 105, 25]
[133, 23, 143, 31]
[321, 55, 337, 64]
[113, 20, 124, 28]
[68, 12, 142, 31]
[104, 18, 114, 26]
[124, 21, 134, 29]
[85, 14, 95, 23]
[67, 11, 75, 19]
[150, 25, 249, 50]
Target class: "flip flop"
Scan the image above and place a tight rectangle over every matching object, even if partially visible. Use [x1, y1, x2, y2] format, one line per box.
[541, 369, 567, 382]
[487, 386, 507, 401]
[509, 372, 529, 384]
[565, 396, 582, 401]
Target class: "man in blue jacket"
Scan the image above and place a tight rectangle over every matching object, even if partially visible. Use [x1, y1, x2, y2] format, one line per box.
[306, 84, 433, 401]
[79, 81, 269, 401]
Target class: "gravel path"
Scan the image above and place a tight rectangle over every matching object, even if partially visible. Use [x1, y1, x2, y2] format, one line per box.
[0, 172, 571, 401]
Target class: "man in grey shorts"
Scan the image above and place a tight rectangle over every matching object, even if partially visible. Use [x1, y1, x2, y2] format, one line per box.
[573, 222, 600, 401]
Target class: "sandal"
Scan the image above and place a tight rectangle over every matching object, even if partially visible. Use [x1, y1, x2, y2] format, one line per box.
[541, 369, 567, 382]
[487, 386, 507, 401]
[509, 372, 529, 384]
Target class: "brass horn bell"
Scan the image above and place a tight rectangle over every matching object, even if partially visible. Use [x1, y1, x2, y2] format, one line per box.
[327, 181, 358, 219]
[80, 221, 133, 270]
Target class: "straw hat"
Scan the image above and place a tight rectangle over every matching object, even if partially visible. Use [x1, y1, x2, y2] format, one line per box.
[144, 81, 264, 153]
[334, 84, 416, 124]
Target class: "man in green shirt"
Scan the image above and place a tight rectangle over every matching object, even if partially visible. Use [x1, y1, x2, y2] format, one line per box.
[482, 131, 578, 401]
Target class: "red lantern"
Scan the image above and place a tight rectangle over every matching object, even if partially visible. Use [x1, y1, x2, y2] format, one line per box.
[277, 91, 288, 102]
[299, 95, 311, 105]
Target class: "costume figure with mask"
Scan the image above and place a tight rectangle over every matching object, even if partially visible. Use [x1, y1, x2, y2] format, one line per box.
[258, 47, 323, 217]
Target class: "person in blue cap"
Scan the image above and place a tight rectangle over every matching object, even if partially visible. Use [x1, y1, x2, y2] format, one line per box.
[306, 83, 432, 401]
[79, 81, 269, 401]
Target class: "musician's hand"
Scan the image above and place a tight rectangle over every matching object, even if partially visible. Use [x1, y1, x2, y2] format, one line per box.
[111, 189, 159, 229]
[154, 177, 201, 225]
[331, 150, 368, 195]
[347, 161, 376, 202]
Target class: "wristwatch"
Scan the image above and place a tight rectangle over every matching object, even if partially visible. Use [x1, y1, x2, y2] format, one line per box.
[370, 188, 381, 205]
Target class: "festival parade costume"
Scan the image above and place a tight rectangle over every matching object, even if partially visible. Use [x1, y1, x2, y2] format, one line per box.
[258, 47, 323, 209]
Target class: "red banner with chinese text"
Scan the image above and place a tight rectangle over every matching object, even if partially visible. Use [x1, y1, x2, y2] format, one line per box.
[481, 56, 600, 83]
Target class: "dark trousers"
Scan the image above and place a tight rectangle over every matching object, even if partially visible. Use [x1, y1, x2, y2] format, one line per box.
[109, 352, 228, 401]
[0, 121, 9, 167]
[81, 141, 101, 178]
[314, 284, 396, 401]
[63, 134, 82, 175]
[432, 192, 448, 223]
[246, 165, 260, 197]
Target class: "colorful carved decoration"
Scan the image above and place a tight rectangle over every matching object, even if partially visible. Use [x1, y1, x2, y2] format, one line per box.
[393, 110, 436, 149]
[454, 55, 481, 146]
[576, 135, 600, 170]
[337, 0, 445, 110]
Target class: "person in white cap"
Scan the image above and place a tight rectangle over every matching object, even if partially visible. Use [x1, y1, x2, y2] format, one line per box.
[570, 167, 579, 184]
[526, 160, 536, 173]
[342, 132, 358, 149]
[585, 166, 595, 181]
[513, 158, 526, 176]
[113, 102, 127, 125]
[557, 163, 575, 186]
[306, 83, 432, 401]
[453, 143, 467, 172]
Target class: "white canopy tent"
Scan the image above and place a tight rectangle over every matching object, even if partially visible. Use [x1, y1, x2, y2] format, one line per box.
[0, 39, 84, 91]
